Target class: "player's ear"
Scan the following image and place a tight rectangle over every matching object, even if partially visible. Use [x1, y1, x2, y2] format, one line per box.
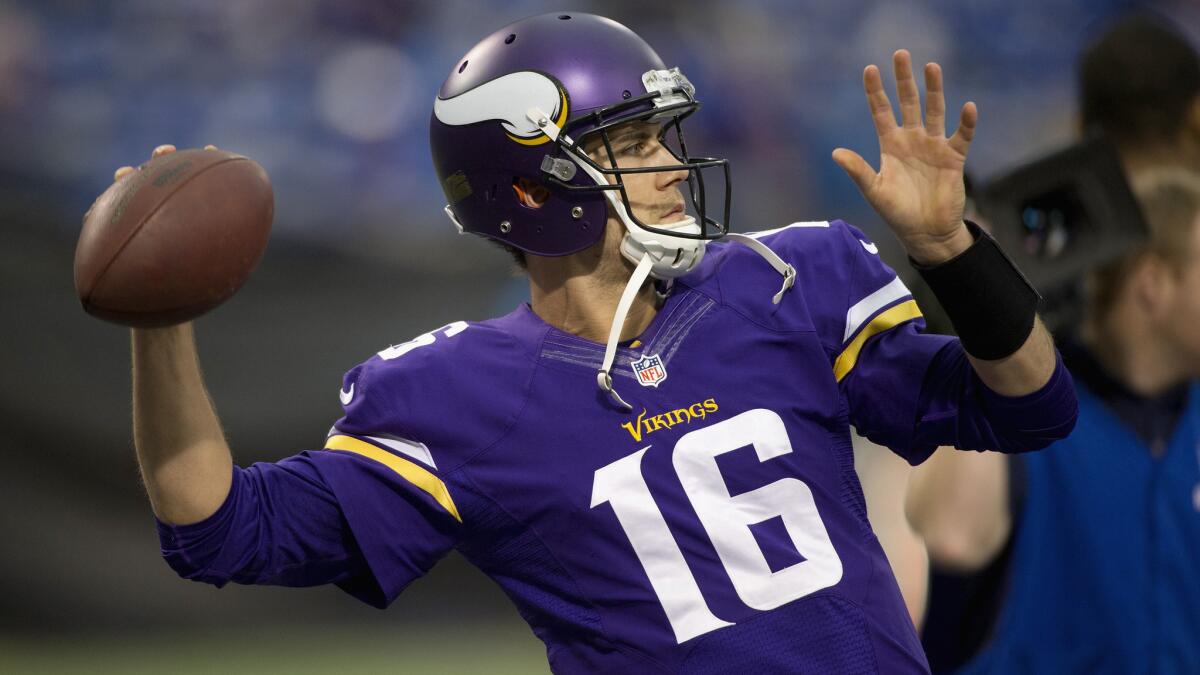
[512, 177, 550, 208]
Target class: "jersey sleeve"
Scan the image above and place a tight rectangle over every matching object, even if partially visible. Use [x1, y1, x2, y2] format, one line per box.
[156, 344, 485, 608]
[826, 220, 1077, 464]
[157, 448, 460, 608]
[310, 348, 478, 605]
[314, 319, 529, 603]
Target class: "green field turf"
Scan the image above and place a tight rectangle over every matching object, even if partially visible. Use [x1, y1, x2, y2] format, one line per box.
[0, 624, 551, 675]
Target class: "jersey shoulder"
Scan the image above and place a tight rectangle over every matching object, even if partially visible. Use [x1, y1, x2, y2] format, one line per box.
[687, 219, 902, 350]
[331, 310, 540, 472]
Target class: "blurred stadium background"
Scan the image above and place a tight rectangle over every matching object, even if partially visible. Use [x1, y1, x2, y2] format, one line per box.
[0, 0, 1194, 672]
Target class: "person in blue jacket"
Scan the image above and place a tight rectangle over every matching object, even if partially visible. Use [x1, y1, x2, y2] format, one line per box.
[908, 17, 1200, 673]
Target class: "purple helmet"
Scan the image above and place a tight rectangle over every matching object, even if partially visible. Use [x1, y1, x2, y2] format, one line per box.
[430, 12, 730, 258]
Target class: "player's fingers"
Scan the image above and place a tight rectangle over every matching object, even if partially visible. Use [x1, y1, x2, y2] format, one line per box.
[923, 62, 945, 137]
[948, 102, 978, 157]
[863, 65, 897, 137]
[113, 166, 135, 182]
[152, 144, 176, 158]
[831, 148, 877, 197]
[893, 50, 921, 128]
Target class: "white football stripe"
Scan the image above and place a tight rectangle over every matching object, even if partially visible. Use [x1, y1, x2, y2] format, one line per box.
[361, 434, 437, 469]
[745, 221, 830, 239]
[434, 71, 561, 138]
[844, 276, 912, 343]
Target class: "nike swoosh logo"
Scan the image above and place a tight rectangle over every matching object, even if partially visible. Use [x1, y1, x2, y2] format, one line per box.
[860, 240, 879, 255]
[339, 383, 355, 406]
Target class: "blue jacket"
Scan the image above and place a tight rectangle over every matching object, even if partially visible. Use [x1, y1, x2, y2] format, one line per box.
[960, 379, 1200, 674]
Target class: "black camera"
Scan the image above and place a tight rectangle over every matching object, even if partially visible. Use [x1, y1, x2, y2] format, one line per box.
[974, 136, 1147, 333]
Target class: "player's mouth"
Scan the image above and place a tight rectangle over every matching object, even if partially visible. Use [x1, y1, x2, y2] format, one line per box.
[661, 204, 686, 222]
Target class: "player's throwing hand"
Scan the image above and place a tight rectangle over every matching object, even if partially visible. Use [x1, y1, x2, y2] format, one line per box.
[112, 143, 219, 181]
[833, 49, 976, 265]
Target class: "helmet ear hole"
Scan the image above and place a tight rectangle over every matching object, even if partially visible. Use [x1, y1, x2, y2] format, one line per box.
[513, 177, 550, 209]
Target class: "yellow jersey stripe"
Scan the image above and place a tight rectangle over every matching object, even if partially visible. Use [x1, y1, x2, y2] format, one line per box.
[844, 277, 912, 343]
[833, 300, 923, 382]
[324, 434, 462, 523]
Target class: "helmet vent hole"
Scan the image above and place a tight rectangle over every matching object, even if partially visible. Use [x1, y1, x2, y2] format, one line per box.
[622, 90, 632, 99]
[558, 14, 571, 20]
[504, 34, 516, 44]
[458, 60, 468, 73]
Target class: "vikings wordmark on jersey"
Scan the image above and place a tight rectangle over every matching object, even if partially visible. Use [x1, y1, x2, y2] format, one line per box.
[620, 398, 719, 443]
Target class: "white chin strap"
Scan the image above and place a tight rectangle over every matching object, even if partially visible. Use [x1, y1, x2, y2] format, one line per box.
[596, 253, 656, 411]
[594, 234, 797, 411]
[723, 233, 797, 304]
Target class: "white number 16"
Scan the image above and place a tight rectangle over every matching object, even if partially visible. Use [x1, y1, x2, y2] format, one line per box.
[591, 408, 843, 643]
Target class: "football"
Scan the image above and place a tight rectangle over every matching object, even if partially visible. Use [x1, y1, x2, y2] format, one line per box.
[74, 148, 274, 327]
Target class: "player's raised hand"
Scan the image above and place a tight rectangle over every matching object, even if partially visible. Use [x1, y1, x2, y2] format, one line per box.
[833, 50, 975, 264]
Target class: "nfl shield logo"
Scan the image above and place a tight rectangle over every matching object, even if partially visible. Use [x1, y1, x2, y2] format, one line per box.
[631, 353, 668, 388]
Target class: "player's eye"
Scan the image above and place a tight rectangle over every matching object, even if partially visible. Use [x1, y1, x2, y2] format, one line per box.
[620, 141, 649, 156]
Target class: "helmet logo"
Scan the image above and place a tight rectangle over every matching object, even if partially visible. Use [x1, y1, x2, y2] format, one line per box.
[434, 71, 568, 146]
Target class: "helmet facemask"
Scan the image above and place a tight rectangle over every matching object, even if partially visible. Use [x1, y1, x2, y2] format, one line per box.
[532, 68, 731, 278]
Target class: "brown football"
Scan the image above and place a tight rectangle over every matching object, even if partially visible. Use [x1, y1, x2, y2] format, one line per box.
[74, 148, 274, 327]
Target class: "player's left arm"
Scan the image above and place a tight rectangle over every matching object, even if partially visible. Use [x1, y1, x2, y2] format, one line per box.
[833, 50, 1055, 396]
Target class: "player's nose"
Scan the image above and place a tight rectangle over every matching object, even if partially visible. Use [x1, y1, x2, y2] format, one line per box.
[654, 149, 689, 189]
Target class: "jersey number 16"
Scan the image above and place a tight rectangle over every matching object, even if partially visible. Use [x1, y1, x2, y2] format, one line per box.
[591, 408, 844, 643]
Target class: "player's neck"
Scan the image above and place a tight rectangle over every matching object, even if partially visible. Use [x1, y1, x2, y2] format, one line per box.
[527, 249, 660, 345]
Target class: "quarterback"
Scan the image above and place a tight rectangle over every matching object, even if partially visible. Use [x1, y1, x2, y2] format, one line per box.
[127, 13, 1077, 674]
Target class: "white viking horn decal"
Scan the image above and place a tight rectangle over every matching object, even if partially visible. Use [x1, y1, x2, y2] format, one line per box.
[433, 71, 566, 145]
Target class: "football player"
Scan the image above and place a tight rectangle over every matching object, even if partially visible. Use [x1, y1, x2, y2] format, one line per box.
[124, 13, 1076, 674]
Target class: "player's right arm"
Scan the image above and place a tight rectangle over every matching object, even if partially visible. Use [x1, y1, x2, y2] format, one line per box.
[121, 144, 234, 525]
[132, 321, 233, 525]
[116, 148, 464, 606]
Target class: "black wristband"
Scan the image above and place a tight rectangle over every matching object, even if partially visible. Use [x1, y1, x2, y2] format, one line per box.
[912, 221, 1041, 360]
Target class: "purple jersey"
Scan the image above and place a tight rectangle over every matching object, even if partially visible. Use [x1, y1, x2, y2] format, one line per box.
[159, 220, 1077, 674]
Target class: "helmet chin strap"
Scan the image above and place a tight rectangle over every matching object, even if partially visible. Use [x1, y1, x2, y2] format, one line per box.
[618, 216, 705, 279]
[723, 233, 797, 304]
[596, 253, 655, 411]
[594, 231, 797, 411]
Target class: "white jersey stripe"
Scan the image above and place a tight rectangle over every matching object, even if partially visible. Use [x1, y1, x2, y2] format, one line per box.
[362, 434, 437, 469]
[843, 276, 913, 343]
[745, 221, 830, 239]
[328, 429, 438, 469]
